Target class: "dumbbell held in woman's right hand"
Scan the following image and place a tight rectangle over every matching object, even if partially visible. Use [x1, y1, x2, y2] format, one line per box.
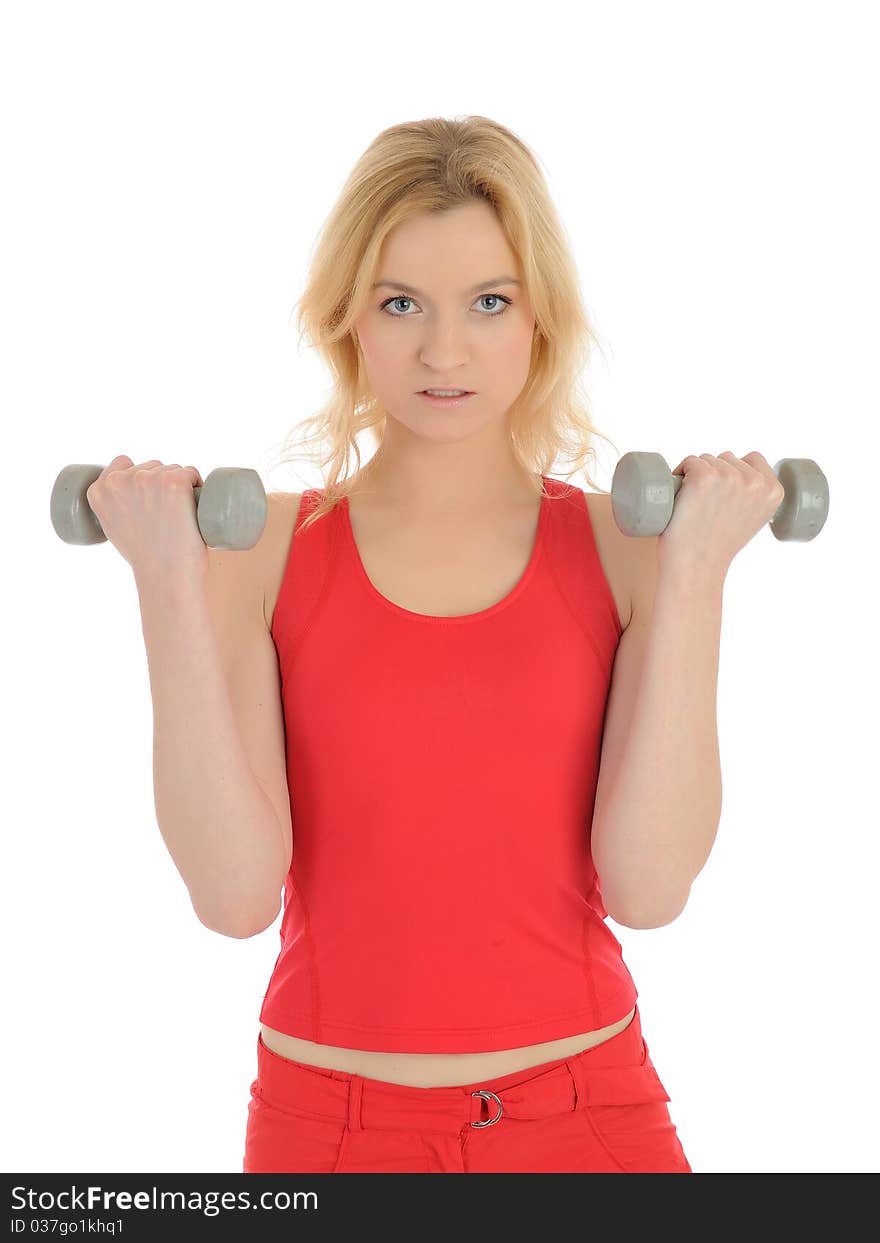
[50, 461, 268, 551]
[610, 451, 829, 541]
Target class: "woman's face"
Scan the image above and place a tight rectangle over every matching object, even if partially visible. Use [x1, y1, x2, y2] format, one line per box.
[352, 200, 537, 445]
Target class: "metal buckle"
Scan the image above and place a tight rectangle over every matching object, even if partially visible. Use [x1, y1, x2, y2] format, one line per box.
[470, 1089, 503, 1127]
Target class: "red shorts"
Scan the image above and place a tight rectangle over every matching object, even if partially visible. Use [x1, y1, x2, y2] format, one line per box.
[243, 1004, 692, 1174]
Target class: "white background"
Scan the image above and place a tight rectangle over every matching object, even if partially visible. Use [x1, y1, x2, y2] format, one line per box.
[2, 0, 877, 1175]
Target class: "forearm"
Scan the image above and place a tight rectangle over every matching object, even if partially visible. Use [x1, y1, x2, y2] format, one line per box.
[135, 571, 287, 936]
[591, 564, 724, 926]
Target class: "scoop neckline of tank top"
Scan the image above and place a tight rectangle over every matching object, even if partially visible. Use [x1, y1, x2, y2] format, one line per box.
[338, 476, 553, 624]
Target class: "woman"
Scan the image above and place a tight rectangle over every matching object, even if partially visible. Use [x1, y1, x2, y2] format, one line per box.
[89, 116, 783, 1173]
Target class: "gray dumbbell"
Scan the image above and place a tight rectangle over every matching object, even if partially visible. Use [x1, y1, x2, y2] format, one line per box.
[50, 464, 268, 550]
[610, 452, 829, 541]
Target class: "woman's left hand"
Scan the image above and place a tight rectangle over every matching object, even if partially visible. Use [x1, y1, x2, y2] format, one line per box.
[657, 451, 786, 580]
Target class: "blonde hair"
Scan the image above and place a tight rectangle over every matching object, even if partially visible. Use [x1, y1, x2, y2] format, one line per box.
[266, 114, 619, 534]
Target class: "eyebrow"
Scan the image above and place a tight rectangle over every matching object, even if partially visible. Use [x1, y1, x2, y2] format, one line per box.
[371, 275, 522, 297]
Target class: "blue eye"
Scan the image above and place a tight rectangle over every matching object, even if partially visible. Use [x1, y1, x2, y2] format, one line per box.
[380, 293, 513, 318]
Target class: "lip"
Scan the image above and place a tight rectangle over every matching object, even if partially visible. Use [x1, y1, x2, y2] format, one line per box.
[417, 391, 476, 408]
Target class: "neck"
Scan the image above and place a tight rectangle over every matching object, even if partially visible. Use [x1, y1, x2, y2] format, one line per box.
[359, 439, 541, 516]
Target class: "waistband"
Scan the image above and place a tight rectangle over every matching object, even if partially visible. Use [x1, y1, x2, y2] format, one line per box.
[251, 1006, 672, 1135]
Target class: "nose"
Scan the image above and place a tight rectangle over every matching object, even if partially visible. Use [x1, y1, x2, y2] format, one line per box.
[418, 315, 474, 368]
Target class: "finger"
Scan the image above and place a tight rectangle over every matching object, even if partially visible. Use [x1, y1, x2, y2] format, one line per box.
[740, 450, 778, 481]
[101, 455, 134, 480]
[160, 464, 202, 488]
[717, 450, 751, 475]
[670, 454, 702, 476]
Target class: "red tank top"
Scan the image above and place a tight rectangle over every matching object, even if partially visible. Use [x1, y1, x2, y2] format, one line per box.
[259, 476, 638, 1053]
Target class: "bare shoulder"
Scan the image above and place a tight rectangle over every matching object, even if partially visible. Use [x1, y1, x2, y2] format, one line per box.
[204, 491, 303, 633]
[582, 489, 648, 632]
[585, 490, 660, 631]
[261, 491, 305, 632]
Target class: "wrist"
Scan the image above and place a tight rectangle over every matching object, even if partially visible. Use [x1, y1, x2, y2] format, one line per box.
[656, 553, 728, 598]
[134, 562, 208, 601]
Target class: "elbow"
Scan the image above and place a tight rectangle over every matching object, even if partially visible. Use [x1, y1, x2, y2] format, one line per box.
[194, 895, 281, 939]
[605, 884, 691, 930]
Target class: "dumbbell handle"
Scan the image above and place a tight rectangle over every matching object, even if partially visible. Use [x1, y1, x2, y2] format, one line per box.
[50, 463, 267, 550]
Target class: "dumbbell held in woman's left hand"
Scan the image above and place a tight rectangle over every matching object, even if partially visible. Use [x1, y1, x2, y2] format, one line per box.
[611, 451, 828, 550]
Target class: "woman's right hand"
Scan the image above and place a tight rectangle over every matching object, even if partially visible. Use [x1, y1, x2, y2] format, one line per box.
[85, 456, 209, 584]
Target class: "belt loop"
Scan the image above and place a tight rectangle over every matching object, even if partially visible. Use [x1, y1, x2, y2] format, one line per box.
[346, 1075, 364, 1132]
[565, 1055, 589, 1112]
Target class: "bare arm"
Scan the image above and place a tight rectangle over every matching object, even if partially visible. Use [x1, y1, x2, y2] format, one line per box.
[591, 539, 724, 928]
[135, 499, 293, 937]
